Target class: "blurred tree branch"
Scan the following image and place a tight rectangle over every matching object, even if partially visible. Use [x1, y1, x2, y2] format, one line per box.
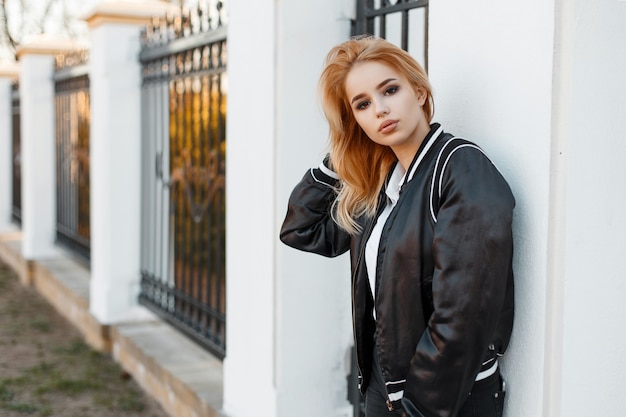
[0, 0, 19, 54]
[0, 0, 74, 61]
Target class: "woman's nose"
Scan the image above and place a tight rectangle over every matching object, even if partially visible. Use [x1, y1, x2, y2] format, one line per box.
[375, 100, 390, 118]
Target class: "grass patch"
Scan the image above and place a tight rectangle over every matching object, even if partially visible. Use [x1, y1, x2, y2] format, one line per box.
[5, 402, 39, 413]
[0, 383, 15, 401]
[0, 339, 153, 415]
[93, 390, 146, 412]
[0, 259, 168, 417]
[28, 317, 52, 333]
[1, 381, 40, 415]
[0, 264, 11, 288]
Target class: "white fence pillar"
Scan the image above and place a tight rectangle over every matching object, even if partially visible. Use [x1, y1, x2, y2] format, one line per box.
[0, 64, 19, 232]
[16, 38, 78, 259]
[83, 1, 176, 323]
[225, 1, 354, 417]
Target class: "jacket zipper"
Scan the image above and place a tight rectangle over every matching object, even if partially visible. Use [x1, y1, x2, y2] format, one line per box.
[386, 400, 394, 411]
[351, 201, 382, 395]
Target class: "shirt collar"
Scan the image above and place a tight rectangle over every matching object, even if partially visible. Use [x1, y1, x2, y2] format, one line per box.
[385, 162, 406, 204]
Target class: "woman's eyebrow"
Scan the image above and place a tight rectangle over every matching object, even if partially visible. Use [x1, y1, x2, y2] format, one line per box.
[350, 78, 397, 104]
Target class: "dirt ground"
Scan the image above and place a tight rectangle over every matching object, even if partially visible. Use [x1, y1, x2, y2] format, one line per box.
[0, 260, 170, 417]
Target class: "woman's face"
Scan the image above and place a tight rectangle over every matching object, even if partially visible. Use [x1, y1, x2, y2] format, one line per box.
[345, 60, 429, 167]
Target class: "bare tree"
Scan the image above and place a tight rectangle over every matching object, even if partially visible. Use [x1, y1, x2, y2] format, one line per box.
[0, 0, 19, 54]
[0, 0, 205, 61]
[0, 0, 81, 61]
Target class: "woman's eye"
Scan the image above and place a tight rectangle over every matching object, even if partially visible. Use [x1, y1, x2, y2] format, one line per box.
[356, 101, 370, 110]
[384, 86, 398, 95]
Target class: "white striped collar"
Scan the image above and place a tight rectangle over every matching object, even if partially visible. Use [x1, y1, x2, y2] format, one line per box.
[405, 124, 444, 183]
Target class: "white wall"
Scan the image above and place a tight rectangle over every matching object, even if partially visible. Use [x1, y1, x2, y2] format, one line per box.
[226, 0, 355, 416]
[428, 1, 556, 416]
[274, 1, 354, 416]
[223, 0, 278, 415]
[555, 1, 626, 416]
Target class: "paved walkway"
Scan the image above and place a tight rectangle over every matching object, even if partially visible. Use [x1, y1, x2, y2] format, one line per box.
[0, 228, 223, 417]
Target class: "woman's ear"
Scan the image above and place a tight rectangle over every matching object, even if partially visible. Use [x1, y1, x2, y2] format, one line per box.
[416, 88, 427, 106]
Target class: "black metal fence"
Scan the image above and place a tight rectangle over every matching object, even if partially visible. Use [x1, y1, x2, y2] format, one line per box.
[139, 1, 227, 359]
[352, 0, 429, 69]
[54, 52, 91, 264]
[11, 81, 21, 225]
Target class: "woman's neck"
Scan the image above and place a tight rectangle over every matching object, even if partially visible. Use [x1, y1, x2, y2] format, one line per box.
[391, 122, 430, 170]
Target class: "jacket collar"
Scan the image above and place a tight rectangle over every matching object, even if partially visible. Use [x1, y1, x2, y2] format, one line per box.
[403, 123, 444, 186]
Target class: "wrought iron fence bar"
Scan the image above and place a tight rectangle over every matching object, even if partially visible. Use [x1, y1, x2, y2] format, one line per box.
[401, 9, 409, 51]
[140, 10, 227, 360]
[143, 67, 225, 87]
[54, 68, 91, 264]
[11, 84, 19, 102]
[139, 272, 226, 356]
[352, 0, 429, 71]
[139, 291, 226, 358]
[364, 0, 428, 18]
[56, 224, 90, 247]
[167, 287, 225, 320]
[423, 7, 429, 71]
[140, 25, 227, 63]
[141, 84, 155, 280]
[54, 64, 89, 82]
[214, 70, 225, 321]
[11, 82, 21, 225]
[379, 9, 387, 39]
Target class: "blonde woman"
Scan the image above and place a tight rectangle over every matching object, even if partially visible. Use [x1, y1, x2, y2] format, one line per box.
[280, 36, 515, 417]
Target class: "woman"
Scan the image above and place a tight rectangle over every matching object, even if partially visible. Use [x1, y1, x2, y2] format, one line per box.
[280, 36, 515, 417]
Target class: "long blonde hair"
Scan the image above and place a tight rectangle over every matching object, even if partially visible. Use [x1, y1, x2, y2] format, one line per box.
[318, 36, 434, 234]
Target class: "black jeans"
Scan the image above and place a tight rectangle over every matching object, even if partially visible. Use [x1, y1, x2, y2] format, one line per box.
[365, 347, 404, 416]
[365, 349, 506, 417]
[457, 370, 506, 417]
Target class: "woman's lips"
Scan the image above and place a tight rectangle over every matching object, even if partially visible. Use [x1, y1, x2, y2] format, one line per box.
[379, 120, 398, 134]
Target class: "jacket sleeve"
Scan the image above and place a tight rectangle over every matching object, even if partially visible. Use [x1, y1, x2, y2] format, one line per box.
[402, 146, 515, 417]
[279, 159, 352, 257]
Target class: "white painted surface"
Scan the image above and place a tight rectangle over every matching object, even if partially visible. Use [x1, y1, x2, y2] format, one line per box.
[223, 0, 278, 415]
[557, 1, 626, 416]
[88, 21, 145, 323]
[274, 1, 354, 416]
[226, 0, 356, 414]
[0, 77, 13, 230]
[19, 53, 59, 259]
[428, 1, 556, 416]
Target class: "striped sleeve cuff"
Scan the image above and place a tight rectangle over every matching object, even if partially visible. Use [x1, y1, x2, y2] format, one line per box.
[318, 158, 339, 180]
[310, 156, 339, 187]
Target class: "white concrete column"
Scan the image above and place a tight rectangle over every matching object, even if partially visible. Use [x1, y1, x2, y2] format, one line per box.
[551, 1, 626, 416]
[83, 1, 176, 323]
[223, 0, 278, 415]
[0, 63, 19, 232]
[274, 1, 356, 417]
[225, 1, 354, 417]
[16, 38, 79, 259]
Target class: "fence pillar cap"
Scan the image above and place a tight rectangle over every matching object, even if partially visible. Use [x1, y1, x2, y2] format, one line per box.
[83, 1, 180, 29]
[16, 35, 85, 60]
[0, 62, 20, 80]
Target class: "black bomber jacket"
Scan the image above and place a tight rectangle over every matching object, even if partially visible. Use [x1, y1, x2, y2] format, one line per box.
[280, 124, 515, 417]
